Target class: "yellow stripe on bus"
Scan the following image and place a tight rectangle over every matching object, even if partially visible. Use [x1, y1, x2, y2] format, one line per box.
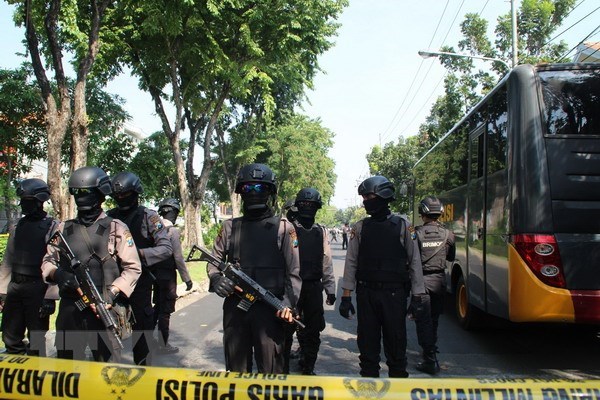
[508, 245, 575, 323]
[0, 355, 598, 400]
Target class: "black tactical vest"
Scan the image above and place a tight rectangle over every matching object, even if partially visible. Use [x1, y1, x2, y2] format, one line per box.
[228, 216, 286, 297]
[356, 215, 409, 283]
[296, 224, 324, 281]
[152, 225, 176, 279]
[61, 218, 120, 298]
[108, 206, 153, 249]
[415, 222, 449, 272]
[7, 217, 53, 277]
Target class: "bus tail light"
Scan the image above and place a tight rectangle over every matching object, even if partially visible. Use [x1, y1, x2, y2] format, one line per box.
[511, 234, 566, 288]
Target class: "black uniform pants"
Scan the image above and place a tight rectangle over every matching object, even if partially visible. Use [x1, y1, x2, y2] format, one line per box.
[222, 296, 286, 373]
[342, 234, 348, 249]
[1, 279, 48, 356]
[130, 272, 154, 365]
[55, 297, 120, 362]
[356, 284, 408, 378]
[424, 272, 446, 346]
[296, 280, 325, 371]
[152, 272, 177, 345]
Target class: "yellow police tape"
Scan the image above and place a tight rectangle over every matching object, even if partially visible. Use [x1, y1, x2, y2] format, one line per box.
[0, 354, 598, 400]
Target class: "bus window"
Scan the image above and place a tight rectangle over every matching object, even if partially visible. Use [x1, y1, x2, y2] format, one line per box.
[540, 69, 600, 136]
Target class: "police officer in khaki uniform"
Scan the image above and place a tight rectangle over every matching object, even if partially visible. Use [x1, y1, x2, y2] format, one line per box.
[108, 171, 173, 365]
[41, 166, 141, 362]
[339, 175, 430, 378]
[413, 196, 456, 374]
[0, 179, 60, 356]
[291, 187, 336, 375]
[209, 163, 301, 374]
[152, 198, 192, 355]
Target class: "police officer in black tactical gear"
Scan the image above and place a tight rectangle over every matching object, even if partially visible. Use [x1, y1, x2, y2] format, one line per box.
[339, 175, 430, 378]
[282, 199, 298, 222]
[413, 196, 456, 374]
[153, 198, 192, 355]
[0, 179, 59, 356]
[291, 187, 336, 375]
[209, 163, 301, 374]
[108, 171, 173, 365]
[41, 166, 142, 362]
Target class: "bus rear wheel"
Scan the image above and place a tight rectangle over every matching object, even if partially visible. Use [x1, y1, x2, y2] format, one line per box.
[455, 274, 482, 330]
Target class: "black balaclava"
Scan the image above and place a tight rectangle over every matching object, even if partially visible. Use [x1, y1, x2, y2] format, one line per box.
[363, 196, 391, 221]
[242, 191, 273, 220]
[159, 206, 178, 225]
[115, 191, 139, 212]
[296, 202, 319, 229]
[20, 199, 46, 220]
[74, 190, 104, 227]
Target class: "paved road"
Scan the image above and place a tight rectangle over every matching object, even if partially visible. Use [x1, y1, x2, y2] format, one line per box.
[143, 242, 600, 378]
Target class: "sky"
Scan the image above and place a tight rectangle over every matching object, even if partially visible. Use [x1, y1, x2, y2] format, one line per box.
[1, 0, 599, 209]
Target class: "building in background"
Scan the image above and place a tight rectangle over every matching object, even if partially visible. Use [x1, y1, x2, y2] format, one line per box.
[574, 42, 600, 62]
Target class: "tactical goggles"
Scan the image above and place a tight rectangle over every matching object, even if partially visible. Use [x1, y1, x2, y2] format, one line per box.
[240, 183, 269, 194]
[69, 187, 94, 196]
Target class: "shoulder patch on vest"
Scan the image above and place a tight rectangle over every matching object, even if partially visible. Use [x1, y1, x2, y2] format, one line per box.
[124, 230, 134, 247]
[289, 228, 298, 248]
[149, 213, 163, 231]
[408, 225, 416, 240]
[350, 227, 357, 240]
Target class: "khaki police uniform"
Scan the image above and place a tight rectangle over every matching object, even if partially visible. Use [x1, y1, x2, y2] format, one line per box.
[107, 206, 173, 365]
[210, 216, 301, 373]
[152, 218, 191, 347]
[341, 214, 426, 377]
[41, 213, 141, 362]
[0, 213, 60, 356]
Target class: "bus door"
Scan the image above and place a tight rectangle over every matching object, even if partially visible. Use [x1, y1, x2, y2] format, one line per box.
[467, 125, 486, 312]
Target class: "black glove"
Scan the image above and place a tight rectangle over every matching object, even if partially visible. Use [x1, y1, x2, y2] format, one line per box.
[408, 293, 431, 320]
[210, 274, 236, 298]
[39, 299, 56, 319]
[339, 296, 355, 319]
[53, 269, 79, 291]
[326, 293, 336, 306]
[185, 280, 193, 291]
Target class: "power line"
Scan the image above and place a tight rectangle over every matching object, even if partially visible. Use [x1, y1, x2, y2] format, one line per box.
[378, 0, 451, 144]
[558, 22, 600, 62]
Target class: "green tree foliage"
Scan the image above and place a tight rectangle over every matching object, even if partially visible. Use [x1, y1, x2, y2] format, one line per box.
[0, 66, 46, 228]
[129, 132, 185, 203]
[106, 0, 347, 247]
[263, 114, 336, 208]
[366, 136, 421, 214]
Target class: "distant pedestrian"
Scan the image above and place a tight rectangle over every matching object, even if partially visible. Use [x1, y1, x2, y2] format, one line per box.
[342, 223, 350, 249]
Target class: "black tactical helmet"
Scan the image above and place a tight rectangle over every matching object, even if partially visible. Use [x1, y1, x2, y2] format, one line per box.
[357, 176, 395, 200]
[111, 171, 143, 195]
[234, 163, 277, 194]
[295, 187, 322, 209]
[158, 198, 181, 213]
[68, 166, 112, 196]
[419, 196, 444, 217]
[16, 178, 51, 202]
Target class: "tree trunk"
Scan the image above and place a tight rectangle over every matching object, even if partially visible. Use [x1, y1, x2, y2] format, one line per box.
[69, 79, 89, 218]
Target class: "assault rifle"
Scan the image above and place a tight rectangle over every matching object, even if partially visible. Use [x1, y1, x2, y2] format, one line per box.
[186, 245, 305, 329]
[47, 231, 124, 349]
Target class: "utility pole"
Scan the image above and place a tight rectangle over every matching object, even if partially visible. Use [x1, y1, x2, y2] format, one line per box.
[511, 0, 518, 67]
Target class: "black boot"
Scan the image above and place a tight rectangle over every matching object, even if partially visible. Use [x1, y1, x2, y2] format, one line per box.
[416, 350, 440, 375]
